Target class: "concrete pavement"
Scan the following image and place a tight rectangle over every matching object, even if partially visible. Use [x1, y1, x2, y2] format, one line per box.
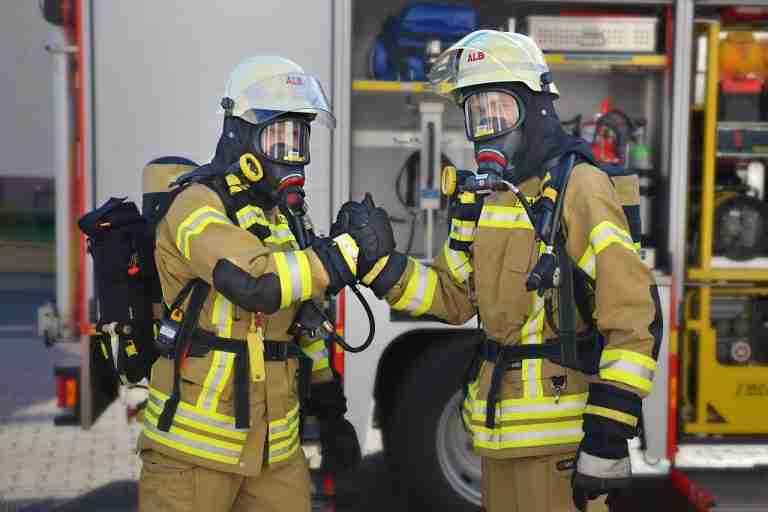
[0, 336, 141, 511]
[0, 334, 400, 512]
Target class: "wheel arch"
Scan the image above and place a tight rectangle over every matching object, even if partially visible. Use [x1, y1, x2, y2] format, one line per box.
[373, 327, 480, 424]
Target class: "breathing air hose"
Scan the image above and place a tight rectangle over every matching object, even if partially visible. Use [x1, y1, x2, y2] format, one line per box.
[279, 189, 376, 353]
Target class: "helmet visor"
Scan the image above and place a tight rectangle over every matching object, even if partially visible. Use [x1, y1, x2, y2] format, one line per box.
[228, 72, 336, 129]
[464, 90, 523, 141]
[258, 118, 311, 164]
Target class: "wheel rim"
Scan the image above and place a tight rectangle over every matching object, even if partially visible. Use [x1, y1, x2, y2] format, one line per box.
[436, 390, 482, 506]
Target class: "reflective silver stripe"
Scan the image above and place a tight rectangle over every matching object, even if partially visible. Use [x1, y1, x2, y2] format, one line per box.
[600, 359, 655, 382]
[471, 398, 586, 417]
[451, 222, 475, 238]
[444, 245, 471, 283]
[147, 394, 245, 433]
[212, 293, 233, 338]
[269, 413, 299, 436]
[478, 209, 528, 224]
[591, 223, 634, 250]
[403, 265, 429, 312]
[269, 433, 300, 459]
[236, 209, 263, 228]
[143, 416, 242, 459]
[576, 452, 631, 479]
[179, 210, 230, 236]
[270, 226, 294, 241]
[473, 425, 584, 444]
[579, 250, 596, 279]
[199, 351, 235, 411]
[176, 208, 230, 257]
[282, 252, 304, 302]
[306, 347, 329, 362]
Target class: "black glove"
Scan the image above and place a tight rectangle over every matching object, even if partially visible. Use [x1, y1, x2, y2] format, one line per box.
[572, 383, 640, 512]
[331, 194, 395, 278]
[312, 236, 356, 295]
[572, 433, 631, 511]
[307, 380, 362, 474]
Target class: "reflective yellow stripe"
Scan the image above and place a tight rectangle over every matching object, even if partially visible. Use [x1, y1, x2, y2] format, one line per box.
[599, 349, 656, 393]
[443, 242, 472, 284]
[150, 386, 238, 423]
[333, 233, 359, 276]
[521, 243, 545, 398]
[268, 403, 300, 435]
[391, 260, 438, 316]
[143, 409, 244, 465]
[145, 397, 247, 440]
[468, 393, 588, 421]
[196, 350, 235, 412]
[634, 241, 642, 252]
[362, 255, 389, 285]
[235, 205, 268, 230]
[199, 291, 235, 411]
[458, 191, 476, 204]
[478, 204, 532, 230]
[175, 206, 231, 259]
[577, 221, 637, 279]
[450, 219, 476, 242]
[583, 404, 638, 427]
[272, 250, 312, 308]
[267, 403, 301, 464]
[268, 430, 300, 464]
[578, 247, 597, 279]
[471, 420, 584, 450]
[212, 292, 233, 338]
[300, 338, 330, 372]
[269, 412, 300, 442]
[273, 252, 292, 308]
[266, 223, 296, 244]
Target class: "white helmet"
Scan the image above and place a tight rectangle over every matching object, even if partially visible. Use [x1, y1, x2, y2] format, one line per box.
[429, 30, 558, 104]
[222, 56, 336, 129]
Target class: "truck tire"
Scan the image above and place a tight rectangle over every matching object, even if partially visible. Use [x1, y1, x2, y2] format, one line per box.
[385, 337, 481, 510]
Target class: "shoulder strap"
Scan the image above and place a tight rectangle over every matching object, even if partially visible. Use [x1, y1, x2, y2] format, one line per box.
[157, 278, 210, 432]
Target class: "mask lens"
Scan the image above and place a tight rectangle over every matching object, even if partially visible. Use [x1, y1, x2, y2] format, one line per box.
[464, 91, 522, 141]
[259, 119, 310, 163]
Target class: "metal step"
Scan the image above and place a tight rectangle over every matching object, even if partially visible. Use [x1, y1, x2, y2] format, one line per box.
[677, 443, 768, 469]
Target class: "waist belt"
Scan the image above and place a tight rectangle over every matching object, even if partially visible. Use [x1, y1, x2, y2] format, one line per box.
[468, 334, 603, 429]
[157, 329, 309, 432]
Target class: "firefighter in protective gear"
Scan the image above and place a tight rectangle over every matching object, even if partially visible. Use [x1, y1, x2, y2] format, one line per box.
[338, 31, 662, 511]
[137, 56, 389, 511]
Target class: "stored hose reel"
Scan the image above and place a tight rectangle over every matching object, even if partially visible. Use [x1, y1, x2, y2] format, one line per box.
[713, 191, 768, 261]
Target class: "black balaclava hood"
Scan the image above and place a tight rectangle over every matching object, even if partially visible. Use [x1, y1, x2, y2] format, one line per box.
[210, 116, 307, 210]
[473, 83, 593, 185]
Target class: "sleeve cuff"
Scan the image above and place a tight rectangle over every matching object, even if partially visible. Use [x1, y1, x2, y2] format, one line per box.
[582, 382, 642, 440]
[369, 251, 408, 298]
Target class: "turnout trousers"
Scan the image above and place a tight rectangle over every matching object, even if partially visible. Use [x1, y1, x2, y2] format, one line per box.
[482, 452, 609, 512]
[139, 448, 311, 512]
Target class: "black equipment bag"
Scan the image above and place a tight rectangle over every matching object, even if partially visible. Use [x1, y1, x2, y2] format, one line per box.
[78, 197, 158, 384]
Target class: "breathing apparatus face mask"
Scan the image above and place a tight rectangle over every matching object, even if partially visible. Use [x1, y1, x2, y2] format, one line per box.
[252, 116, 311, 198]
[463, 89, 526, 183]
[219, 114, 311, 210]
